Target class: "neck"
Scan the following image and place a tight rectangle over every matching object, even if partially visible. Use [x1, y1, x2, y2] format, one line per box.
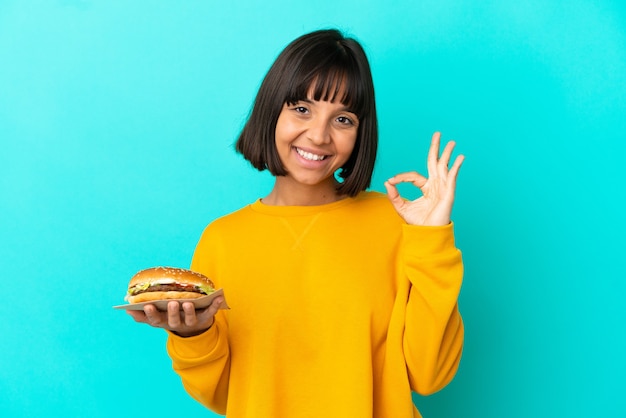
[263, 178, 346, 206]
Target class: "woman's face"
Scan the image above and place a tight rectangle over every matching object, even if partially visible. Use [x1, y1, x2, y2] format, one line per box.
[274, 92, 359, 193]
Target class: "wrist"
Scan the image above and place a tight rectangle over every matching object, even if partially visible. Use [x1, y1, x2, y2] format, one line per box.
[170, 318, 214, 338]
[170, 326, 211, 338]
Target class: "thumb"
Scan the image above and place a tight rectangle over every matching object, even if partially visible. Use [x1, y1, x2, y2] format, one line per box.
[384, 180, 405, 211]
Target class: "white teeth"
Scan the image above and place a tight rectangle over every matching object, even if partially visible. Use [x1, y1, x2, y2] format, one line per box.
[296, 148, 326, 161]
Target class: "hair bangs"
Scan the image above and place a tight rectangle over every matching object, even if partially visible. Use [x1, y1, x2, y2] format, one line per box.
[285, 54, 368, 118]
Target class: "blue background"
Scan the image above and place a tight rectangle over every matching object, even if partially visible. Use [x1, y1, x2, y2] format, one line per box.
[1, 1, 625, 417]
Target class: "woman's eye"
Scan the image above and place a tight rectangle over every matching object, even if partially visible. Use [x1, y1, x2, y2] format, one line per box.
[337, 116, 355, 125]
[293, 106, 308, 114]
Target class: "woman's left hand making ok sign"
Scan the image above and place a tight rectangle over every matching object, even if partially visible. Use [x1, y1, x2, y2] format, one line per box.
[384, 132, 464, 226]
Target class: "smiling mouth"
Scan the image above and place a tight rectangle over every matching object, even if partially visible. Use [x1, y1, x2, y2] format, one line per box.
[295, 147, 329, 161]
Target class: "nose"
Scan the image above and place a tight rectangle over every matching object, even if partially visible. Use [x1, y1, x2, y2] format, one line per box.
[306, 118, 330, 145]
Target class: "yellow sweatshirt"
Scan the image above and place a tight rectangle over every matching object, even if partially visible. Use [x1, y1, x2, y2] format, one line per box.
[166, 191, 464, 418]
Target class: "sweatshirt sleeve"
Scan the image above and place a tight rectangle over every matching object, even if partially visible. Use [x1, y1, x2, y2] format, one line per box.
[166, 313, 230, 414]
[165, 224, 231, 415]
[401, 222, 464, 395]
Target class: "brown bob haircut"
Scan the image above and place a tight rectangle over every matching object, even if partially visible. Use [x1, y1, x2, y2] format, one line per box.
[235, 29, 378, 197]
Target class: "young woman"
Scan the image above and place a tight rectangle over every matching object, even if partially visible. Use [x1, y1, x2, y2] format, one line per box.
[128, 28, 465, 418]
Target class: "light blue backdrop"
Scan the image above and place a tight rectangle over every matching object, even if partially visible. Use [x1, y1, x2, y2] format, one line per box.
[1, 1, 624, 417]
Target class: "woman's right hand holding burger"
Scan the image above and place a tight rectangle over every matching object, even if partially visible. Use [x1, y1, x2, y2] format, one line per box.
[126, 296, 225, 337]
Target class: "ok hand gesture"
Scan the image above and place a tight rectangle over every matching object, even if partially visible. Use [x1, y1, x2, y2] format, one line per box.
[384, 132, 464, 226]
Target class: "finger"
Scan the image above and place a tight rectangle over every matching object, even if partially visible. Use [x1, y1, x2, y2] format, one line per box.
[200, 297, 224, 320]
[197, 296, 224, 321]
[210, 296, 225, 312]
[439, 154, 464, 203]
[387, 172, 428, 189]
[195, 297, 223, 328]
[427, 132, 441, 175]
[167, 301, 182, 328]
[447, 154, 465, 188]
[126, 309, 147, 323]
[144, 304, 164, 327]
[182, 302, 199, 327]
[384, 180, 404, 211]
[438, 141, 456, 177]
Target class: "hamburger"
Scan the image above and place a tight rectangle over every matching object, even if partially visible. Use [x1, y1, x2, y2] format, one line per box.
[125, 266, 216, 303]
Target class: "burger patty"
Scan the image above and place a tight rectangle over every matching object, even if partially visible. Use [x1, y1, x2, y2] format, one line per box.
[132, 284, 205, 295]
